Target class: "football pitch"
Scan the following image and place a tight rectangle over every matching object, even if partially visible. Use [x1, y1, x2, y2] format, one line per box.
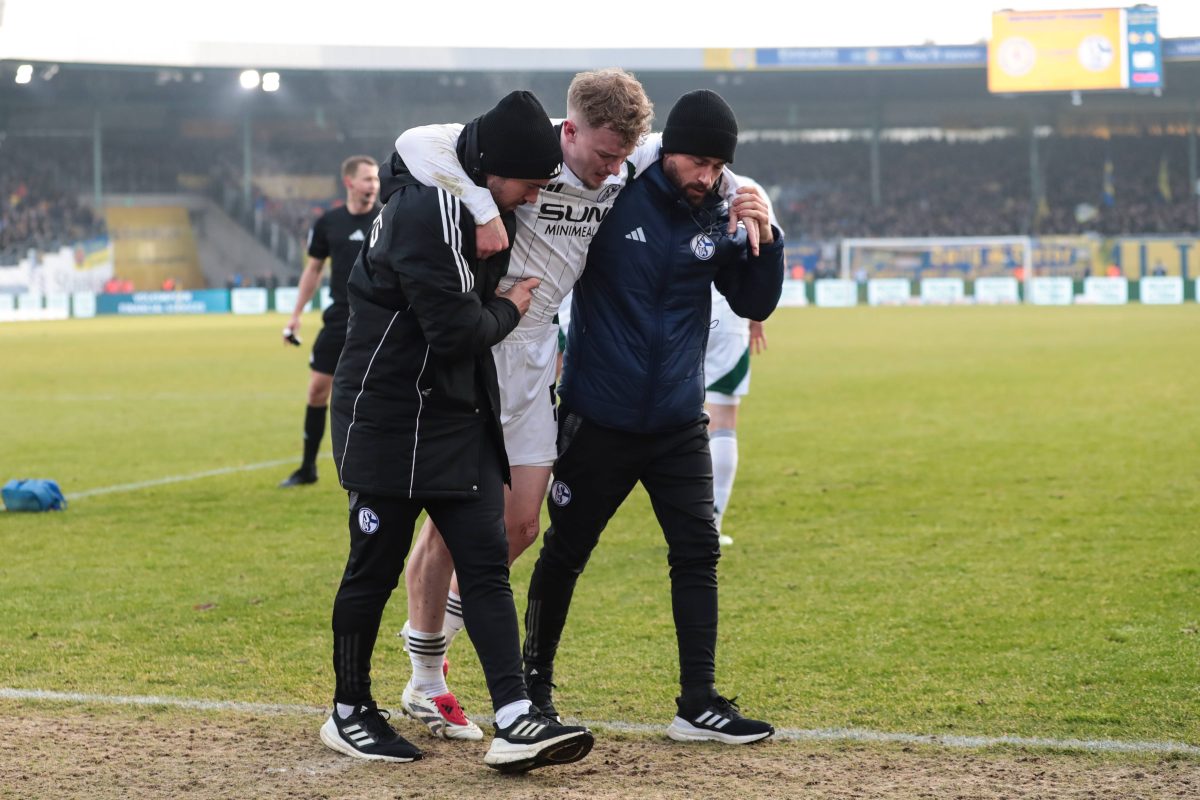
[1, 307, 1197, 796]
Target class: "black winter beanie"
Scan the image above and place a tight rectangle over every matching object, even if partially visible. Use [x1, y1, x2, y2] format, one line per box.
[477, 91, 563, 180]
[662, 89, 738, 164]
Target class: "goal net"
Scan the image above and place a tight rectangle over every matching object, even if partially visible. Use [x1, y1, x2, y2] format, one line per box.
[839, 236, 1034, 304]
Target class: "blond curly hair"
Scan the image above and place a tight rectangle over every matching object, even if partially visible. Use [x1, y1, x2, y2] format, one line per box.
[567, 68, 654, 149]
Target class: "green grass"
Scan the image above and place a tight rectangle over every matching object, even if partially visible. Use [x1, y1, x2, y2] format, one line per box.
[0, 308, 1197, 746]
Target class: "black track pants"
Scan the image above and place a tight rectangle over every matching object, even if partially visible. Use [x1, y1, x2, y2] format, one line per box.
[331, 441, 525, 710]
[523, 408, 720, 694]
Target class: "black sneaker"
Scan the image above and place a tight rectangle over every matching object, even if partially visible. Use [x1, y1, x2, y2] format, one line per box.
[319, 701, 422, 762]
[666, 692, 774, 745]
[484, 709, 593, 774]
[279, 467, 317, 488]
[525, 668, 561, 722]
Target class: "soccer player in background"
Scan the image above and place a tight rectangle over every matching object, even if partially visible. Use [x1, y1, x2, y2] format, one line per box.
[278, 155, 380, 488]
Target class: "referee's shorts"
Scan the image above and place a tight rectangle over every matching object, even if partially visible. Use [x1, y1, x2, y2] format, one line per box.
[310, 314, 348, 376]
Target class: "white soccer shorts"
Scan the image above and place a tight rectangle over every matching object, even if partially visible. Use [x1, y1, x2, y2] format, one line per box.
[494, 324, 560, 468]
[704, 304, 751, 406]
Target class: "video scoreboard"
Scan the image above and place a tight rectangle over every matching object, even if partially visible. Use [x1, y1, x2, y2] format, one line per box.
[989, 5, 1163, 93]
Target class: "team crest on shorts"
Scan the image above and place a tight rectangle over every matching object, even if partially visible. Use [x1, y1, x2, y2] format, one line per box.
[690, 233, 716, 261]
[550, 480, 572, 507]
[358, 507, 380, 534]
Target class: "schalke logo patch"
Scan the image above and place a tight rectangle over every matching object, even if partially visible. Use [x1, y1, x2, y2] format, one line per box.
[358, 507, 380, 534]
[550, 480, 572, 507]
[690, 233, 716, 261]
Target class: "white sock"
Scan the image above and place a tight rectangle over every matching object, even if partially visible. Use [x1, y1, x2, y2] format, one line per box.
[710, 429, 738, 533]
[495, 699, 533, 729]
[406, 628, 449, 696]
[443, 590, 466, 650]
[335, 702, 357, 719]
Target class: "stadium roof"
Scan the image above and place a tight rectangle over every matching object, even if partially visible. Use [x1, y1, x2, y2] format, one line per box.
[3, 0, 1200, 69]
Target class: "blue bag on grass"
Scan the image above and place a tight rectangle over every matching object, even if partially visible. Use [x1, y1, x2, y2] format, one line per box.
[2, 479, 68, 512]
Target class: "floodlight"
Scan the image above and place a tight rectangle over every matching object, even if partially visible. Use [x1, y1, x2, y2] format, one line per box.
[239, 69, 260, 90]
[262, 72, 280, 92]
[15, 64, 33, 84]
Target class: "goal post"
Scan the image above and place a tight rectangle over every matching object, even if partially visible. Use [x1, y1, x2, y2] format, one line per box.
[839, 236, 1034, 304]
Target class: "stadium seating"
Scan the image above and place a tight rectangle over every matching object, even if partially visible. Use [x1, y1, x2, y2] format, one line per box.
[2, 123, 1196, 278]
[734, 134, 1197, 239]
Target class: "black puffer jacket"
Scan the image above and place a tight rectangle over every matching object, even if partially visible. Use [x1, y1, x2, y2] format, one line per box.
[331, 124, 519, 499]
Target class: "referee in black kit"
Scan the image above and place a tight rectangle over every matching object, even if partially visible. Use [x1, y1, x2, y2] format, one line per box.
[279, 155, 380, 488]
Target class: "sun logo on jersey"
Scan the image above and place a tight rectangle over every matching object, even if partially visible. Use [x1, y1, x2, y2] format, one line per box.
[691, 233, 716, 261]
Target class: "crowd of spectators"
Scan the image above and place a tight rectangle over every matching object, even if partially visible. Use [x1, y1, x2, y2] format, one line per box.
[0, 140, 107, 264]
[2, 131, 1197, 271]
[736, 133, 1198, 240]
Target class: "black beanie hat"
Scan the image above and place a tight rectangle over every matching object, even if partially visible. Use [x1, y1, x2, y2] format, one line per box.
[477, 91, 563, 180]
[661, 89, 738, 164]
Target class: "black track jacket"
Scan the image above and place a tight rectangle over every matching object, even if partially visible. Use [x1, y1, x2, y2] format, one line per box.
[331, 131, 520, 499]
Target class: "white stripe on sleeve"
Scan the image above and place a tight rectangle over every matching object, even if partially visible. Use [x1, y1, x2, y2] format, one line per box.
[437, 188, 473, 293]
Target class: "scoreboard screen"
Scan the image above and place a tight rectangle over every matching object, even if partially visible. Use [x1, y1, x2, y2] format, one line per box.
[989, 6, 1163, 93]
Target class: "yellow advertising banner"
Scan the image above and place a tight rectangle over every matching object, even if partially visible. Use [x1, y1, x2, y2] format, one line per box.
[1110, 237, 1200, 278]
[989, 8, 1125, 93]
[105, 206, 204, 290]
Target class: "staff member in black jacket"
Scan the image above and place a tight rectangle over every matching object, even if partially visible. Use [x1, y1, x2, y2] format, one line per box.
[321, 91, 594, 774]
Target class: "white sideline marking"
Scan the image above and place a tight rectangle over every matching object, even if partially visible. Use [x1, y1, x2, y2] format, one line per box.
[0, 688, 325, 716]
[68, 458, 297, 500]
[2, 688, 1196, 755]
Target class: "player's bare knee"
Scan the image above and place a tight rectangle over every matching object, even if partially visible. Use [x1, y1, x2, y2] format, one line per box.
[509, 517, 541, 556]
[308, 375, 333, 406]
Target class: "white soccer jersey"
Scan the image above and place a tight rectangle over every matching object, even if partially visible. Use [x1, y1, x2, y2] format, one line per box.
[395, 123, 662, 331]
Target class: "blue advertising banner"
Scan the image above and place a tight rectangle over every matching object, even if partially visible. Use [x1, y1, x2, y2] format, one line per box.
[95, 290, 230, 315]
[756, 45, 987, 69]
[1164, 37, 1200, 60]
[1126, 6, 1163, 89]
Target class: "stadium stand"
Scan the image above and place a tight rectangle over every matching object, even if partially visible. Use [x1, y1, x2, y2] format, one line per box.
[1, 59, 1198, 287]
[1, 148, 106, 264]
[735, 133, 1198, 239]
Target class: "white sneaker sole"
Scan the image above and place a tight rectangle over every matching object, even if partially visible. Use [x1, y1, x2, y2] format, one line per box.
[666, 717, 773, 745]
[718, 534, 734, 546]
[318, 716, 419, 762]
[484, 730, 594, 773]
[400, 684, 483, 741]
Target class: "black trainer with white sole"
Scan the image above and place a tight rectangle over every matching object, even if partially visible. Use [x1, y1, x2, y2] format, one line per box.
[319, 701, 423, 762]
[666, 693, 774, 745]
[484, 709, 593, 773]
